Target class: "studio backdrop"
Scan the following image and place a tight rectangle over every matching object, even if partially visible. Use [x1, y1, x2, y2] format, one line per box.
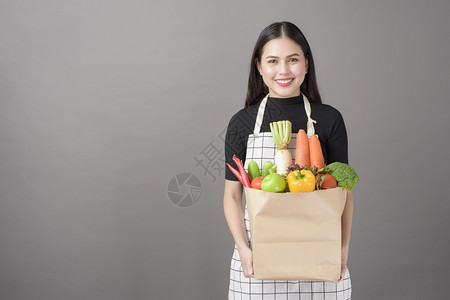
[1, 1, 449, 299]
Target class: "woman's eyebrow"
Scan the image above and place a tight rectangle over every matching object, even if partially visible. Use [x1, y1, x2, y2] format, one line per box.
[265, 53, 301, 59]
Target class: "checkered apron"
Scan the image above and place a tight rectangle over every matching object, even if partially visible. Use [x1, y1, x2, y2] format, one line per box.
[228, 94, 352, 300]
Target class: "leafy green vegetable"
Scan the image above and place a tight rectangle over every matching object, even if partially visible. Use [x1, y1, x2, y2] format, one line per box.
[326, 162, 359, 191]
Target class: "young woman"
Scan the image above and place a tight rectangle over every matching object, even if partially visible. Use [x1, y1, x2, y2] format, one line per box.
[223, 22, 354, 299]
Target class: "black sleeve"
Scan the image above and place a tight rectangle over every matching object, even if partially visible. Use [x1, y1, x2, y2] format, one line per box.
[325, 107, 348, 164]
[224, 113, 248, 181]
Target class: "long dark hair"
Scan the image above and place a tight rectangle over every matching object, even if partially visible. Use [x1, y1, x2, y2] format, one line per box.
[245, 22, 322, 107]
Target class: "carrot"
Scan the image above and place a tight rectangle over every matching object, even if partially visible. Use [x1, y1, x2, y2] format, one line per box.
[309, 134, 325, 169]
[295, 129, 310, 167]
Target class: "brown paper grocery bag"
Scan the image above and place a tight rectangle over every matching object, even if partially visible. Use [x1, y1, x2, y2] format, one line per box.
[244, 187, 347, 282]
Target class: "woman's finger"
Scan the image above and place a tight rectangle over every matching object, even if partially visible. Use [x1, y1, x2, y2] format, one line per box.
[248, 267, 254, 277]
[340, 265, 346, 278]
[244, 269, 254, 278]
[242, 263, 254, 278]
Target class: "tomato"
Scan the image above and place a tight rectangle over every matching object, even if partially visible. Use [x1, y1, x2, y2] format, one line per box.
[287, 170, 316, 193]
[318, 174, 337, 189]
[251, 176, 264, 190]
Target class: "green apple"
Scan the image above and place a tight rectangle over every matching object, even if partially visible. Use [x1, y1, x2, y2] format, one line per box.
[261, 173, 286, 193]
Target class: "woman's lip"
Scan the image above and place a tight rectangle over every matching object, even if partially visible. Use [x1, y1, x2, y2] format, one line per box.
[275, 78, 294, 87]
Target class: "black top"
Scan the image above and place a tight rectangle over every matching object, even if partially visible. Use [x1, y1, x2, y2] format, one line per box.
[224, 95, 348, 181]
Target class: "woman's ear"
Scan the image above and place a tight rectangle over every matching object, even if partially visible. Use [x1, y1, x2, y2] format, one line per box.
[305, 58, 309, 74]
[255, 58, 262, 75]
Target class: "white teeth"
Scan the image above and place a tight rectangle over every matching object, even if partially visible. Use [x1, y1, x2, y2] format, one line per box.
[276, 79, 293, 84]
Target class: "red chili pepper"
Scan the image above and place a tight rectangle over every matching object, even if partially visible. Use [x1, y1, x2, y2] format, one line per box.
[226, 163, 244, 185]
[232, 155, 251, 188]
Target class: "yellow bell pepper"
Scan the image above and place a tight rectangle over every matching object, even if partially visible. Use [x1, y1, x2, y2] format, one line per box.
[287, 169, 316, 193]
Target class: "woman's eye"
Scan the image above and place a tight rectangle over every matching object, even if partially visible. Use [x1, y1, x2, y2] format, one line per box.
[268, 59, 277, 63]
[289, 58, 298, 62]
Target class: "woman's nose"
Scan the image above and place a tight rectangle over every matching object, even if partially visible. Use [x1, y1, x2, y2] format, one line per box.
[278, 61, 289, 74]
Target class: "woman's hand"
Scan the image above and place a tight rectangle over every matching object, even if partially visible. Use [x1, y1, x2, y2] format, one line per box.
[341, 245, 349, 278]
[238, 246, 254, 278]
[224, 180, 254, 277]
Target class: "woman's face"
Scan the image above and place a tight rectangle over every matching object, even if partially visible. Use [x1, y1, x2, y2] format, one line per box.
[257, 37, 308, 98]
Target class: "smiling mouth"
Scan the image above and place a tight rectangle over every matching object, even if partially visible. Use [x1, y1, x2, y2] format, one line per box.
[275, 78, 294, 86]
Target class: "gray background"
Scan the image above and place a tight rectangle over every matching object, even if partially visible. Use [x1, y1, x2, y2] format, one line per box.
[1, 0, 449, 299]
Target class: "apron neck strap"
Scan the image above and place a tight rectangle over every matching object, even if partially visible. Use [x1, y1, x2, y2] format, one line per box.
[253, 94, 269, 135]
[303, 95, 317, 138]
[253, 94, 317, 137]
